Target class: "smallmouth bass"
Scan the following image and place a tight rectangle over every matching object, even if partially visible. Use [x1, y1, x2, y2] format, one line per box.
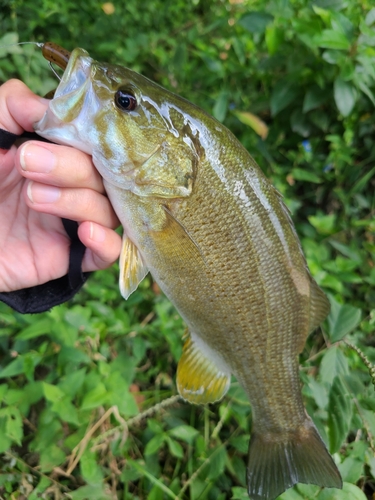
[35, 44, 342, 500]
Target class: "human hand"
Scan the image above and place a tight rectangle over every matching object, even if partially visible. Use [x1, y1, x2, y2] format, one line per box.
[0, 79, 122, 293]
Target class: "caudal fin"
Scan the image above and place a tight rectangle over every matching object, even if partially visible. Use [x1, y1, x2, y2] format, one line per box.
[247, 420, 342, 500]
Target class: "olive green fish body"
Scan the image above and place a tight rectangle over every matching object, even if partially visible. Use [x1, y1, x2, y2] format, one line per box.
[35, 48, 342, 500]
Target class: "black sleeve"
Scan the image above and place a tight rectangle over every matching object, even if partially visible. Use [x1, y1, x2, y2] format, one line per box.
[0, 128, 90, 313]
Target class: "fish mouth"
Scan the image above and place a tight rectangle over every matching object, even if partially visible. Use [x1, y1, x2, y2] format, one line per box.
[53, 48, 93, 101]
[35, 48, 100, 154]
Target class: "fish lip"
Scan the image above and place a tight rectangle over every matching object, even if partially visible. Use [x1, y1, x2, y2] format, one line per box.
[54, 48, 93, 100]
[35, 48, 99, 150]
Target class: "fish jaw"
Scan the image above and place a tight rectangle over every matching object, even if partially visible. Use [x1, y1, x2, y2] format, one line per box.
[35, 48, 96, 154]
[35, 48, 144, 189]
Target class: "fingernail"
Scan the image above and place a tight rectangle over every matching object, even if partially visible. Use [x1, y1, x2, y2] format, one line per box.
[20, 143, 56, 173]
[27, 181, 61, 203]
[89, 222, 106, 242]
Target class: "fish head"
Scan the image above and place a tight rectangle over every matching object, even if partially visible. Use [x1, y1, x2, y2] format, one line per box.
[36, 47, 199, 196]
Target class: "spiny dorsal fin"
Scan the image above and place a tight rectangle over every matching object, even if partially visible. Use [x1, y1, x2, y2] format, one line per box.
[177, 332, 231, 404]
[119, 235, 148, 299]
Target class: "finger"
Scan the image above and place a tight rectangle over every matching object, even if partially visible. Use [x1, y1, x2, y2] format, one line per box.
[24, 180, 120, 229]
[79, 221, 122, 272]
[0, 80, 48, 174]
[0, 79, 48, 133]
[16, 141, 105, 193]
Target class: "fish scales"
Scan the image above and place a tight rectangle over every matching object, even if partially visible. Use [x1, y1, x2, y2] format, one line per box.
[35, 45, 342, 500]
[163, 137, 308, 424]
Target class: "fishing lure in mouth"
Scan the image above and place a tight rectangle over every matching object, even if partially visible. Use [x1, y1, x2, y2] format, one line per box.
[41, 42, 71, 71]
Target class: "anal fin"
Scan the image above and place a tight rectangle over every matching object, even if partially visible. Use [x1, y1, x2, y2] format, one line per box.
[177, 332, 231, 404]
[119, 235, 148, 299]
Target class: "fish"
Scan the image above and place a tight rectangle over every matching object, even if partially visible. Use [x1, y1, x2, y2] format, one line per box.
[35, 44, 342, 500]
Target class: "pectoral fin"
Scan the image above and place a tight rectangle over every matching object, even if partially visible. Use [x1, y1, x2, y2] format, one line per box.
[177, 332, 231, 404]
[119, 235, 148, 299]
[150, 205, 207, 269]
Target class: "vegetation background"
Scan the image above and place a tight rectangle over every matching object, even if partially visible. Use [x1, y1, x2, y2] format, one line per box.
[0, 0, 375, 498]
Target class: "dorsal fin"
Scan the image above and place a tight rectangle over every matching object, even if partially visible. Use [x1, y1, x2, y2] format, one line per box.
[308, 278, 330, 333]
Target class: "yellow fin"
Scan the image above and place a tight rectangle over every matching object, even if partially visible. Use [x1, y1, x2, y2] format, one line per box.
[119, 235, 148, 299]
[152, 205, 206, 265]
[177, 333, 231, 404]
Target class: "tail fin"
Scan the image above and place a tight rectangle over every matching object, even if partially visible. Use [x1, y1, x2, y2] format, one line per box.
[247, 420, 342, 500]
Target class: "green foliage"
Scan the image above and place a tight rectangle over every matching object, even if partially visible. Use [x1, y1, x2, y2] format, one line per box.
[0, 0, 375, 498]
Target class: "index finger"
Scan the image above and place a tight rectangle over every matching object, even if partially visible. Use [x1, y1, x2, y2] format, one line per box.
[16, 141, 105, 194]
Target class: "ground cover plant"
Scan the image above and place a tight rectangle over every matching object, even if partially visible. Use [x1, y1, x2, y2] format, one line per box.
[0, 0, 375, 498]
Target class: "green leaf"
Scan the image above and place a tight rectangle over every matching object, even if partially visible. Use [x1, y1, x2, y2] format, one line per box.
[145, 433, 166, 456]
[328, 376, 352, 453]
[306, 378, 329, 410]
[315, 29, 351, 50]
[349, 166, 375, 194]
[319, 482, 367, 500]
[166, 436, 184, 459]
[80, 383, 108, 410]
[130, 460, 178, 499]
[27, 477, 52, 500]
[334, 77, 357, 116]
[338, 456, 364, 483]
[0, 406, 23, 445]
[292, 168, 322, 184]
[39, 444, 66, 472]
[16, 318, 52, 340]
[51, 397, 80, 426]
[0, 32, 22, 57]
[239, 12, 273, 34]
[279, 483, 320, 499]
[320, 346, 349, 386]
[0, 384, 8, 401]
[290, 110, 312, 138]
[168, 425, 199, 444]
[70, 485, 113, 500]
[326, 296, 362, 342]
[265, 25, 284, 55]
[270, 81, 299, 116]
[58, 346, 90, 365]
[43, 382, 65, 403]
[121, 464, 143, 483]
[308, 213, 336, 234]
[303, 86, 328, 113]
[58, 368, 86, 399]
[208, 446, 227, 480]
[231, 486, 249, 500]
[229, 435, 249, 454]
[0, 353, 41, 379]
[365, 8, 375, 26]
[80, 450, 104, 486]
[213, 91, 229, 122]
[312, 5, 332, 24]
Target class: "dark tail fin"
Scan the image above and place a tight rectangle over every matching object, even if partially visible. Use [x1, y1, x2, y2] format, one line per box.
[247, 420, 342, 500]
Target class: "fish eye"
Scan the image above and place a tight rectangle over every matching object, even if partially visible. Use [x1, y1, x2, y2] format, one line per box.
[114, 89, 137, 111]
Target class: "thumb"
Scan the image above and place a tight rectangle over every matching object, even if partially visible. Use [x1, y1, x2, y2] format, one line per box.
[0, 79, 49, 135]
